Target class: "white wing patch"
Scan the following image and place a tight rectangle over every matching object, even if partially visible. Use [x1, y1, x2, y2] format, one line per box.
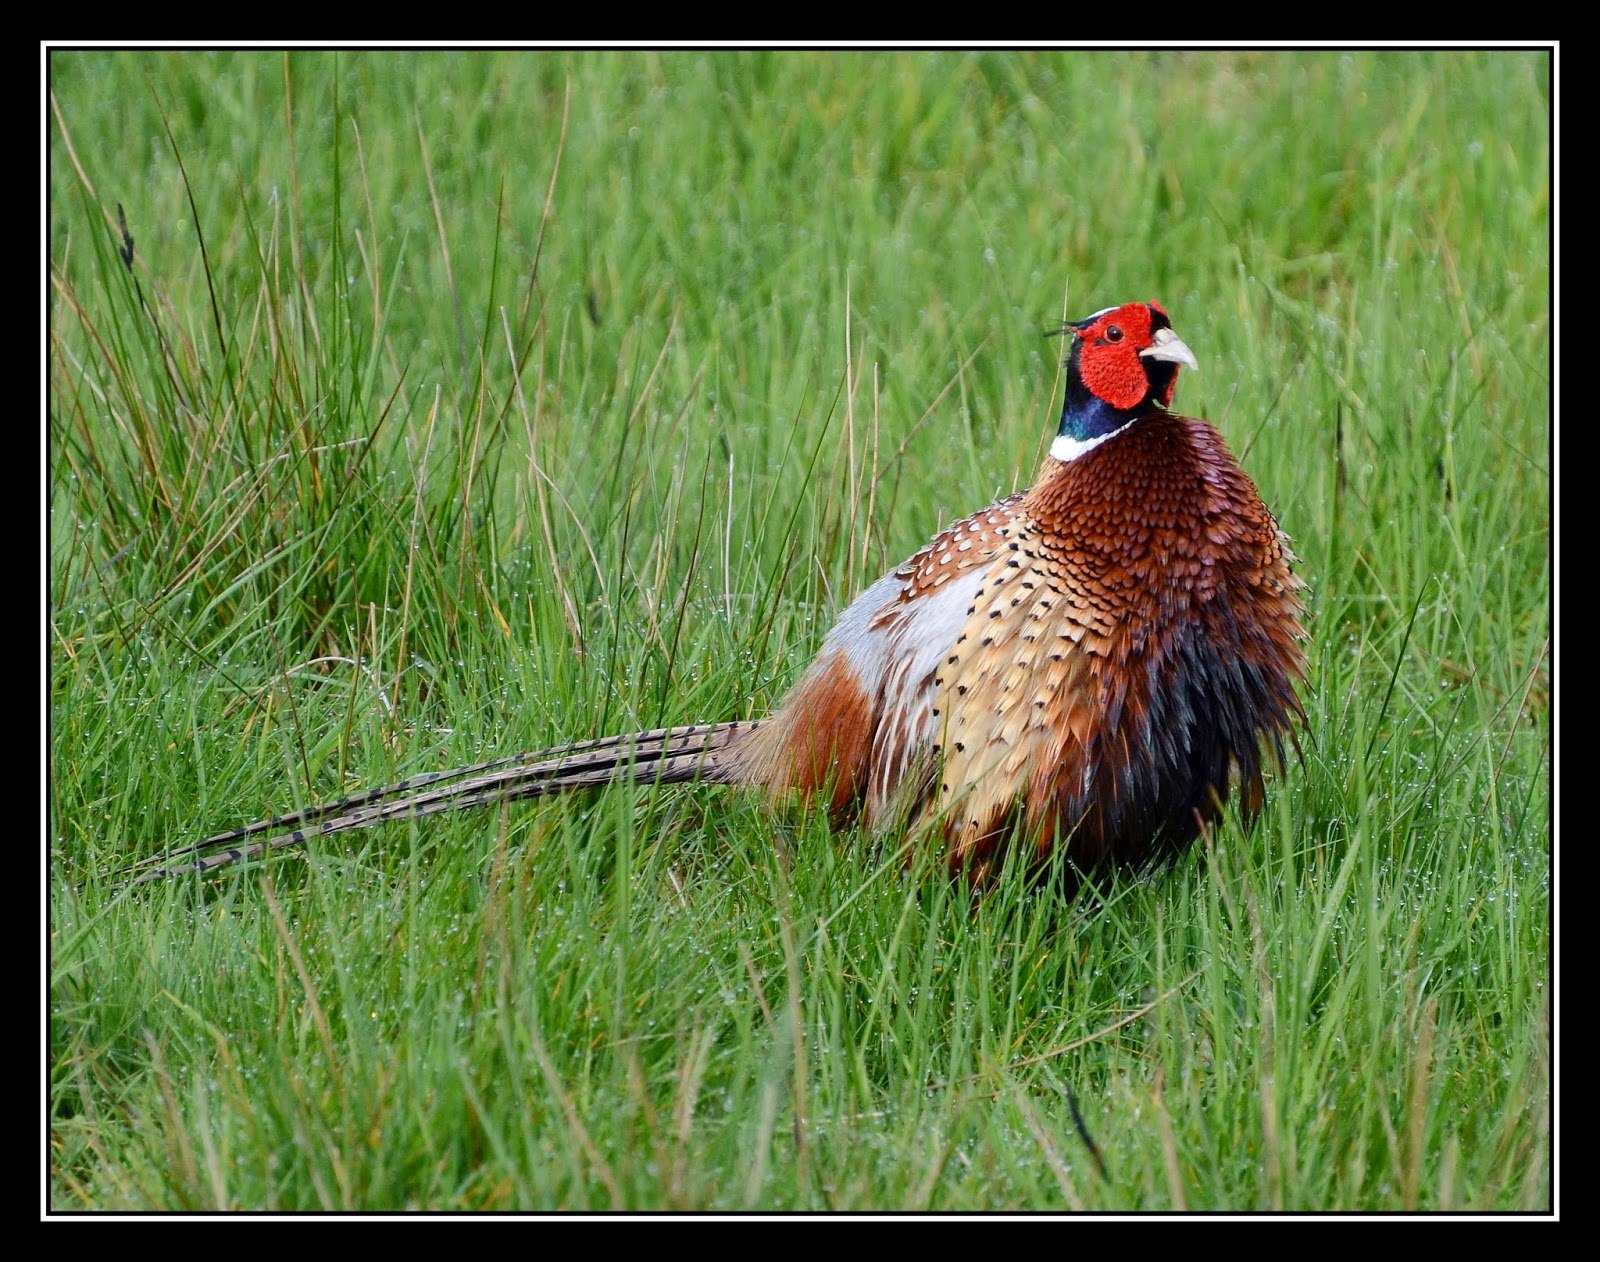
[740, 496, 1022, 821]
[860, 566, 991, 819]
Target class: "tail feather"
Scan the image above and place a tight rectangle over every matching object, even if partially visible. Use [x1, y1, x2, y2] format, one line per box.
[120, 721, 759, 888]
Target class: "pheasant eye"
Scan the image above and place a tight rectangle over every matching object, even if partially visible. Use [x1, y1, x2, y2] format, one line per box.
[1105, 326, 1123, 343]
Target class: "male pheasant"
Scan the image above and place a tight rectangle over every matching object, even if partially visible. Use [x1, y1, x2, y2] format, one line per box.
[123, 301, 1305, 888]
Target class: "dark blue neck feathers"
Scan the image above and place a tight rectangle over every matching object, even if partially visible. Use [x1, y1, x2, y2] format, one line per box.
[1058, 377, 1139, 442]
[1056, 342, 1179, 442]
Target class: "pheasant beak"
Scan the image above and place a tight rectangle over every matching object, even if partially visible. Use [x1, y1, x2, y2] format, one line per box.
[1140, 327, 1199, 373]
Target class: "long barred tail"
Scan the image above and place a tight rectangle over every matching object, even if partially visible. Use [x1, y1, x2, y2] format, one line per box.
[118, 722, 760, 888]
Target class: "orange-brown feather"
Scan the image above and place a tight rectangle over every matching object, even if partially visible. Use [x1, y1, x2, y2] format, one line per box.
[731, 649, 876, 818]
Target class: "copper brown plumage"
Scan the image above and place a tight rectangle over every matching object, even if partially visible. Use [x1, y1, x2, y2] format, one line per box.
[121, 300, 1305, 889]
[924, 411, 1304, 879]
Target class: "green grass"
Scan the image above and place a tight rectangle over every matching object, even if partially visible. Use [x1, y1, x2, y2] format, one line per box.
[48, 50, 1550, 1211]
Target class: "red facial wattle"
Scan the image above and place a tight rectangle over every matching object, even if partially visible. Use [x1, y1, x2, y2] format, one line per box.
[1076, 304, 1165, 411]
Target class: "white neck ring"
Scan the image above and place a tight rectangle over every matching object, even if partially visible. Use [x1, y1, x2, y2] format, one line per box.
[1049, 419, 1135, 463]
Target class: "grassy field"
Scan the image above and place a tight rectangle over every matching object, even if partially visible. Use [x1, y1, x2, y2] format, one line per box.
[48, 50, 1550, 1212]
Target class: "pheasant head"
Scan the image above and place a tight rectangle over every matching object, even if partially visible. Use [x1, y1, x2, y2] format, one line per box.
[1052, 300, 1199, 462]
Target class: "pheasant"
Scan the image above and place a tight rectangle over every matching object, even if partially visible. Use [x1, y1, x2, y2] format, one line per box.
[121, 301, 1305, 888]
